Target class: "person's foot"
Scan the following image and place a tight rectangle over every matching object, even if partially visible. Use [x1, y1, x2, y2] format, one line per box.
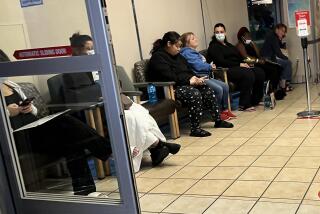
[190, 128, 211, 137]
[164, 142, 181, 154]
[222, 110, 237, 118]
[150, 146, 169, 166]
[87, 192, 109, 198]
[214, 120, 234, 128]
[239, 106, 256, 112]
[220, 112, 231, 121]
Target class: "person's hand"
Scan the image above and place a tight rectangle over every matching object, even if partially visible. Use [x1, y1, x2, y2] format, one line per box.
[20, 103, 33, 114]
[190, 76, 199, 86]
[196, 76, 208, 85]
[240, 63, 250, 68]
[7, 103, 21, 117]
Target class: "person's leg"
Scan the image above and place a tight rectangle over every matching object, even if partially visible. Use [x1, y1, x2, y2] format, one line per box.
[227, 67, 255, 109]
[214, 79, 230, 111]
[251, 67, 265, 106]
[276, 58, 292, 82]
[175, 85, 210, 137]
[204, 79, 224, 109]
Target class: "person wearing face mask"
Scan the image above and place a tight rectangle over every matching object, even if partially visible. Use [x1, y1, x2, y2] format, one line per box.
[236, 27, 282, 97]
[148, 31, 234, 137]
[207, 23, 265, 112]
[261, 23, 293, 92]
[179, 32, 236, 121]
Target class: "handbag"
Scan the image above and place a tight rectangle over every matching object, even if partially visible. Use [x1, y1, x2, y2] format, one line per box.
[263, 80, 276, 110]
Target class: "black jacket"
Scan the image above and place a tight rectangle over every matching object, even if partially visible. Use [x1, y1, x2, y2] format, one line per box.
[148, 49, 194, 86]
[207, 40, 242, 68]
[261, 32, 288, 60]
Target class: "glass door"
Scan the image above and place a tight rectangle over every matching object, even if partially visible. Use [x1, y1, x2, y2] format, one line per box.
[0, 0, 139, 213]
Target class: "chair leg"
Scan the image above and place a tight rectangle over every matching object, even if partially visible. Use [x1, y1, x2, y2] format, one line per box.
[223, 69, 232, 112]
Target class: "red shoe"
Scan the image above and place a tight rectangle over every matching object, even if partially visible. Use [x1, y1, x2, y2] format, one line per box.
[220, 113, 231, 121]
[222, 110, 237, 118]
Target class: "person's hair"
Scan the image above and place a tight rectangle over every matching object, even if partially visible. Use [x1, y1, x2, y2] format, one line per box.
[211, 23, 227, 42]
[0, 49, 10, 62]
[237, 27, 250, 41]
[150, 31, 181, 54]
[275, 23, 287, 33]
[180, 32, 194, 48]
[69, 32, 93, 48]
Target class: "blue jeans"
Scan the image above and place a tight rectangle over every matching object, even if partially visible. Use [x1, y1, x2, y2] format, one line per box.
[205, 78, 229, 110]
[276, 57, 292, 81]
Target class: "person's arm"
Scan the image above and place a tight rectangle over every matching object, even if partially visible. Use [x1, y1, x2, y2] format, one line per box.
[208, 43, 240, 67]
[236, 42, 249, 58]
[149, 54, 192, 86]
[180, 49, 211, 74]
[251, 42, 261, 58]
[271, 36, 288, 60]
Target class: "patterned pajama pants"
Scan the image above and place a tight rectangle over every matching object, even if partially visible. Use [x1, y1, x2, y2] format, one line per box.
[175, 85, 221, 132]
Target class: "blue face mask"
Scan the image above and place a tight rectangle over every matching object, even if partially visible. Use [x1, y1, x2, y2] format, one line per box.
[215, 33, 225, 42]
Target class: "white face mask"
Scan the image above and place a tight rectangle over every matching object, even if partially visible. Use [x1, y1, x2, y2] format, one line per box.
[87, 50, 95, 55]
[215, 33, 225, 42]
[245, 39, 252, 45]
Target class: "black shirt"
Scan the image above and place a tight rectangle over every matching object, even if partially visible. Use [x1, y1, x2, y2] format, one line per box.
[207, 41, 242, 68]
[148, 49, 194, 86]
[261, 32, 288, 60]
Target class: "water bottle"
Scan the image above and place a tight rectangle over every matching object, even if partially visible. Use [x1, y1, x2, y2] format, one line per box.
[147, 83, 158, 104]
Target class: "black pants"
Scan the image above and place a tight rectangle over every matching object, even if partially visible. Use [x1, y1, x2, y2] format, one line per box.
[251, 66, 266, 106]
[175, 85, 221, 132]
[257, 63, 282, 91]
[19, 115, 112, 195]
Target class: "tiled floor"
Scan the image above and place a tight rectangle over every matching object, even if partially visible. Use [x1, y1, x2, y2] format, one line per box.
[135, 84, 320, 214]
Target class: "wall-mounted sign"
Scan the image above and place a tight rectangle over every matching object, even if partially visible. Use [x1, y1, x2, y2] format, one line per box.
[13, 46, 72, 60]
[288, 0, 311, 28]
[20, 0, 43, 8]
[295, 10, 311, 37]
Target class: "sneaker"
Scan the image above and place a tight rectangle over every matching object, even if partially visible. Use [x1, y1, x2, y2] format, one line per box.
[222, 110, 237, 118]
[214, 120, 234, 128]
[164, 142, 181, 154]
[87, 192, 109, 198]
[220, 113, 231, 121]
[190, 128, 212, 137]
[150, 146, 169, 166]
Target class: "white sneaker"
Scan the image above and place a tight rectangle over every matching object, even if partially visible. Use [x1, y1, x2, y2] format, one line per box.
[87, 192, 109, 198]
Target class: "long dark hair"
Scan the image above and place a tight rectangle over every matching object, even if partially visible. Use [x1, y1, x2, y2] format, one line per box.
[211, 23, 227, 43]
[0, 49, 10, 62]
[69, 32, 93, 48]
[150, 31, 180, 54]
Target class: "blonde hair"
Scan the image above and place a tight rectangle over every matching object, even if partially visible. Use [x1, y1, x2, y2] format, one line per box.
[180, 32, 194, 48]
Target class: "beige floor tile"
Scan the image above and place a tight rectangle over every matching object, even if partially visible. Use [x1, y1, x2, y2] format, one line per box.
[135, 178, 165, 193]
[186, 180, 233, 196]
[262, 182, 309, 200]
[203, 146, 240, 156]
[150, 179, 197, 194]
[204, 198, 256, 214]
[301, 138, 320, 147]
[281, 130, 310, 138]
[263, 146, 297, 156]
[250, 202, 299, 214]
[108, 192, 121, 199]
[260, 197, 300, 204]
[302, 200, 320, 206]
[177, 146, 210, 155]
[288, 123, 315, 131]
[188, 155, 227, 167]
[210, 130, 233, 138]
[164, 155, 198, 166]
[188, 137, 223, 147]
[239, 167, 281, 181]
[255, 131, 282, 138]
[308, 131, 320, 138]
[305, 183, 320, 201]
[219, 155, 257, 167]
[140, 166, 183, 179]
[218, 137, 249, 146]
[245, 137, 276, 146]
[297, 205, 320, 214]
[171, 166, 213, 179]
[163, 196, 215, 214]
[314, 171, 320, 182]
[204, 167, 246, 180]
[223, 180, 270, 198]
[140, 193, 179, 212]
[294, 147, 320, 157]
[233, 146, 267, 156]
[275, 168, 318, 182]
[285, 156, 320, 168]
[228, 131, 257, 138]
[253, 156, 290, 167]
[272, 138, 304, 146]
[95, 178, 119, 192]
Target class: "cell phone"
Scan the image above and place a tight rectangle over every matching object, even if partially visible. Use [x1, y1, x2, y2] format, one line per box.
[19, 97, 34, 106]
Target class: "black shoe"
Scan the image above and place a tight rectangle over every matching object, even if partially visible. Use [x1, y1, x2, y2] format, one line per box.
[164, 142, 181, 154]
[214, 120, 234, 128]
[150, 146, 169, 166]
[190, 128, 212, 137]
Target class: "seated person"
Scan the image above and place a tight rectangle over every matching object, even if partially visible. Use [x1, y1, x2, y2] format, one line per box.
[261, 23, 292, 91]
[64, 34, 180, 170]
[180, 32, 236, 120]
[236, 27, 284, 98]
[207, 23, 265, 111]
[148, 31, 234, 138]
